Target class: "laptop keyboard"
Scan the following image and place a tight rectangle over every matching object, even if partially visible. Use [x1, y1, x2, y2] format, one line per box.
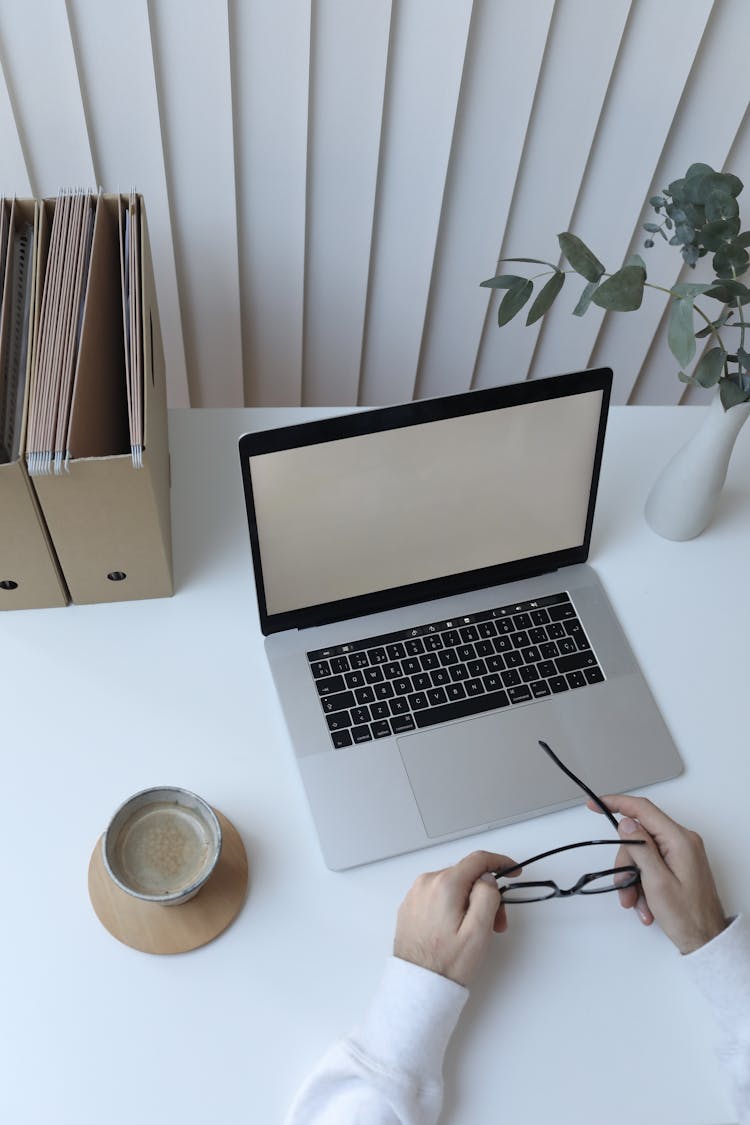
[306, 592, 605, 749]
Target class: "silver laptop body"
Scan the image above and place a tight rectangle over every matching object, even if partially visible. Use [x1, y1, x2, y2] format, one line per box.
[239, 369, 682, 870]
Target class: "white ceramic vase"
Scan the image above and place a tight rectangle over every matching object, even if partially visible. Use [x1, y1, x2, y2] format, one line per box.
[645, 392, 750, 541]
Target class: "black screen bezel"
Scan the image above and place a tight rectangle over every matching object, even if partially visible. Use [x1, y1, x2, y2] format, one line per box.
[239, 368, 612, 636]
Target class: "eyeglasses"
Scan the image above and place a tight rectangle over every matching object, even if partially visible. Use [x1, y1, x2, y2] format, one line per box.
[493, 740, 645, 904]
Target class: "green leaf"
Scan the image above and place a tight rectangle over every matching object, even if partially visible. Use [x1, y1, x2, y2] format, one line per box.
[498, 279, 533, 326]
[557, 233, 604, 282]
[525, 271, 564, 325]
[713, 241, 750, 279]
[625, 253, 647, 271]
[572, 280, 599, 317]
[668, 299, 696, 368]
[480, 273, 526, 289]
[495, 256, 561, 270]
[591, 265, 646, 311]
[643, 222, 661, 233]
[738, 347, 750, 372]
[704, 191, 739, 223]
[692, 347, 726, 388]
[720, 378, 750, 409]
[700, 218, 741, 251]
[677, 370, 695, 384]
[671, 282, 715, 299]
[685, 172, 742, 205]
[685, 162, 715, 180]
[705, 279, 750, 303]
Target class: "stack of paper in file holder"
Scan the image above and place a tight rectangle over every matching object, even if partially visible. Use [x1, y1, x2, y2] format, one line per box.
[0, 191, 173, 610]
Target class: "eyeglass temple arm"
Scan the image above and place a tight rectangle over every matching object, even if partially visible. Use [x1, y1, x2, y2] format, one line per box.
[538, 740, 620, 832]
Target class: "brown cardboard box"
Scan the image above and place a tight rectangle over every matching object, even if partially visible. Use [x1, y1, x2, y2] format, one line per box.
[30, 193, 173, 605]
[0, 197, 69, 609]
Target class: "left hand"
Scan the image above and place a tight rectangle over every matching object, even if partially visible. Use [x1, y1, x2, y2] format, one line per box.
[393, 850, 521, 986]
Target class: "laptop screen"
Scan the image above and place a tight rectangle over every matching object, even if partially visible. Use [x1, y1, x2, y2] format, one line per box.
[240, 369, 611, 635]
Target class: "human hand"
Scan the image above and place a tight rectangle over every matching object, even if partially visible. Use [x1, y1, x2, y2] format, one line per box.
[587, 795, 728, 954]
[393, 850, 520, 987]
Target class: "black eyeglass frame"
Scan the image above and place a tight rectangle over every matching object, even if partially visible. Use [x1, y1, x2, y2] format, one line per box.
[493, 741, 645, 904]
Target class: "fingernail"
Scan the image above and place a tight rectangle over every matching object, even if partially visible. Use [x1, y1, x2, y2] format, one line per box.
[480, 873, 498, 885]
[636, 895, 649, 922]
[619, 817, 638, 835]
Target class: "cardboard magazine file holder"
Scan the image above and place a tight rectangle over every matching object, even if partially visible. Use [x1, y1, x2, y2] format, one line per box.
[0, 197, 68, 610]
[31, 194, 173, 605]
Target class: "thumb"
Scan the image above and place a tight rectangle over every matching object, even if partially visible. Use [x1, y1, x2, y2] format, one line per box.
[617, 815, 672, 893]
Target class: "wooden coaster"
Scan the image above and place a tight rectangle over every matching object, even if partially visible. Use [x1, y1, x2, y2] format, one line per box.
[88, 809, 248, 954]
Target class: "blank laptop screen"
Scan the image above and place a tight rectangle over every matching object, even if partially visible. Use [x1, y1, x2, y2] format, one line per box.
[248, 388, 604, 618]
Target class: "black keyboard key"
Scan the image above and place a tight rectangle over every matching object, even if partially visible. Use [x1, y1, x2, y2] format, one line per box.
[556, 650, 598, 674]
[332, 730, 352, 749]
[420, 653, 439, 671]
[508, 685, 532, 704]
[513, 612, 532, 630]
[352, 725, 372, 743]
[326, 710, 351, 731]
[386, 643, 406, 660]
[391, 714, 416, 734]
[486, 654, 505, 672]
[368, 647, 388, 664]
[402, 658, 421, 676]
[547, 622, 565, 639]
[465, 678, 485, 696]
[520, 664, 540, 683]
[457, 644, 475, 661]
[355, 687, 375, 705]
[478, 621, 496, 638]
[405, 638, 425, 655]
[431, 668, 450, 686]
[567, 670, 586, 689]
[528, 627, 547, 645]
[446, 683, 467, 701]
[467, 659, 487, 677]
[345, 670, 365, 688]
[364, 666, 384, 684]
[350, 652, 369, 668]
[424, 634, 443, 651]
[548, 602, 576, 621]
[530, 609, 550, 626]
[427, 687, 447, 706]
[371, 701, 391, 720]
[321, 689, 356, 713]
[531, 680, 551, 698]
[383, 662, 402, 679]
[482, 672, 503, 692]
[496, 618, 515, 635]
[350, 706, 371, 725]
[374, 682, 395, 700]
[512, 630, 530, 648]
[557, 637, 577, 655]
[493, 635, 512, 653]
[412, 673, 431, 691]
[538, 660, 557, 679]
[449, 664, 469, 682]
[408, 692, 429, 710]
[390, 696, 410, 715]
[310, 659, 331, 678]
[505, 650, 523, 668]
[315, 674, 346, 696]
[393, 678, 412, 695]
[475, 639, 494, 657]
[501, 668, 521, 687]
[520, 645, 541, 664]
[585, 666, 605, 684]
[413, 688, 510, 728]
[460, 625, 479, 642]
[372, 720, 392, 739]
[441, 629, 460, 646]
[330, 656, 350, 674]
[548, 675, 569, 693]
[540, 642, 559, 659]
[439, 649, 459, 666]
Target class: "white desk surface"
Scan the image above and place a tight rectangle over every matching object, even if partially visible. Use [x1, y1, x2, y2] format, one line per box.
[3, 405, 747, 1125]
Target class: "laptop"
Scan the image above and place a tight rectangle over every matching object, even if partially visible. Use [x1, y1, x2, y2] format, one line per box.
[238, 368, 682, 870]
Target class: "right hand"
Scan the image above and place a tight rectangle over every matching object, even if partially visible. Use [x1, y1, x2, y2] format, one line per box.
[587, 794, 728, 955]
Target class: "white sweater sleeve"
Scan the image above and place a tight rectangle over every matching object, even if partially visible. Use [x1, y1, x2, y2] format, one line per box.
[284, 956, 468, 1125]
[682, 914, 750, 1125]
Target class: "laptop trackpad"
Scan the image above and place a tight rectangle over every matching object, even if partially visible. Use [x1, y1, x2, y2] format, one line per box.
[397, 710, 579, 838]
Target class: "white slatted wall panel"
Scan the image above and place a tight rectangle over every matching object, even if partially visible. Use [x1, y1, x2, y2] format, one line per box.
[0, 0, 748, 408]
